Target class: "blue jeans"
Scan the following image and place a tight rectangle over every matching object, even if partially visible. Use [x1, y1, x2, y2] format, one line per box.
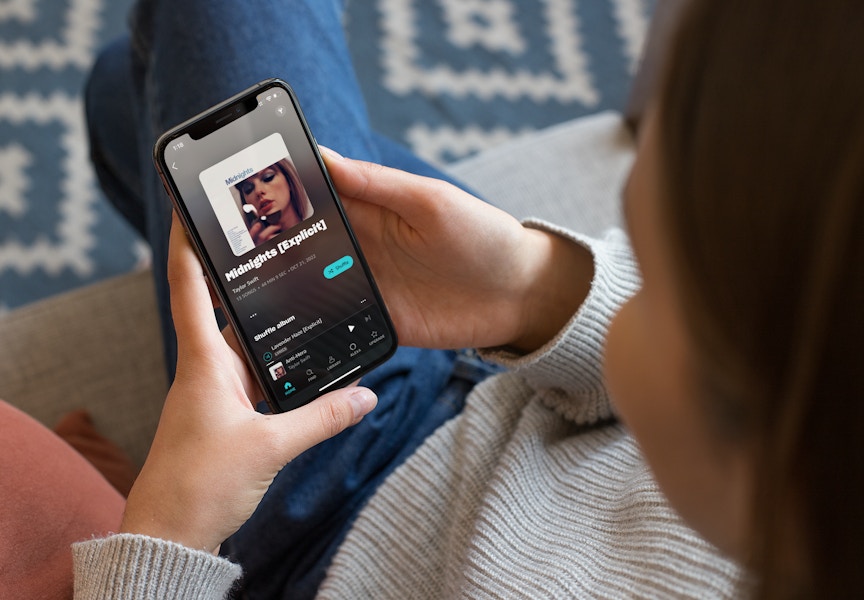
[86, 0, 471, 377]
[85, 1, 500, 598]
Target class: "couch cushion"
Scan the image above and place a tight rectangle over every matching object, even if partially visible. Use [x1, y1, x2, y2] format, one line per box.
[448, 110, 633, 236]
[0, 269, 166, 468]
[0, 400, 125, 599]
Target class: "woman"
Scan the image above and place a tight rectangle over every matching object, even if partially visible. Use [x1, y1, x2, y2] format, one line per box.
[236, 158, 313, 246]
[77, 0, 863, 597]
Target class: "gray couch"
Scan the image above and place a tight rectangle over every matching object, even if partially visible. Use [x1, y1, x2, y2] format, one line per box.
[0, 111, 634, 468]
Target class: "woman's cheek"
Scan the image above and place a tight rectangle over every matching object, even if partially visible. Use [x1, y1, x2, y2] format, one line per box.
[603, 295, 642, 423]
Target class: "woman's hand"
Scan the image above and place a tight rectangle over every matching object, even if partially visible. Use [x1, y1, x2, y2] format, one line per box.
[324, 150, 594, 353]
[249, 219, 282, 245]
[119, 215, 377, 554]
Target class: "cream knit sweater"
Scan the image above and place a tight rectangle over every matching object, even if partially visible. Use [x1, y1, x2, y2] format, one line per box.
[73, 225, 741, 598]
[317, 225, 740, 598]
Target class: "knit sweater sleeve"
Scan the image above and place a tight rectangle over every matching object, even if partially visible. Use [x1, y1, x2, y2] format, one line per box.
[72, 534, 242, 599]
[319, 224, 740, 599]
[480, 221, 640, 425]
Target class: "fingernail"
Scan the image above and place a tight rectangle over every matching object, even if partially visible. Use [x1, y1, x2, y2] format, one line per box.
[349, 388, 377, 424]
[319, 145, 344, 161]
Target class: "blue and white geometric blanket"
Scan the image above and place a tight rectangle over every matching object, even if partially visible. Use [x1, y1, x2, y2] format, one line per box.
[0, 0, 652, 310]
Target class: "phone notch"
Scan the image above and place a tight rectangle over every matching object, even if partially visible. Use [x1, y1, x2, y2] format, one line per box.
[188, 95, 259, 140]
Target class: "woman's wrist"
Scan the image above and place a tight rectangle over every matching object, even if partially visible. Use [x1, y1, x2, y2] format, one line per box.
[504, 229, 594, 354]
[120, 482, 218, 555]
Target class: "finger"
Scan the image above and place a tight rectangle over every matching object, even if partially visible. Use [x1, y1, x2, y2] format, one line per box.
[250, 222, 281, 245]
[266, 386, 377, 457]
[249, 221, 268, 244]
[167, 214, 224, 350]
[257, 224, 282, 243]
[323, 152, 458, 220]
[221, 326, 265, 403]
[318, 145, 343, 161]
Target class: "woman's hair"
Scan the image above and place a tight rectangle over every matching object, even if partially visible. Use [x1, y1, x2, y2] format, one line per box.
[236, 158, 312, 224]
[655, 0, 864, 596]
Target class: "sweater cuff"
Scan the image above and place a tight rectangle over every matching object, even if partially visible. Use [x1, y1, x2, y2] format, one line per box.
[72, 533, 242, 600]
[480, 222, 640, 425]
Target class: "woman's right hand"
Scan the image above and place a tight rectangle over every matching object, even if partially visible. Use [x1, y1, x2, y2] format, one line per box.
[323, 150, 594, 353]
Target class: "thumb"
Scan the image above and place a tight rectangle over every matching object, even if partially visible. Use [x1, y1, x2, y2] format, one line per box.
[265, 386, 378, 458]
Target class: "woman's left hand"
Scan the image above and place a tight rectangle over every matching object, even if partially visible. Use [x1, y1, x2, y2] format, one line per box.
[119, 215, 378, 554]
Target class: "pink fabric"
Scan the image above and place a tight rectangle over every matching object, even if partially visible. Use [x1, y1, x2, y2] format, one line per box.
[0, 401, 125, 599]
[53, 409, 139, 497]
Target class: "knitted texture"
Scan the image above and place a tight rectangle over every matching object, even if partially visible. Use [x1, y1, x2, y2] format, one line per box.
[69, 226, 741, 598]
[72, 534, 241, 599]
[319, 227, 741, 598]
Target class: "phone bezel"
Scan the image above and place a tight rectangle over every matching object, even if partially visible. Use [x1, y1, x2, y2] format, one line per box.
[153, 78, 397, 412]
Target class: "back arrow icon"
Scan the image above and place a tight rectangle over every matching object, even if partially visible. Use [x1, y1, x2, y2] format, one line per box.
[172, 162, 178, 170]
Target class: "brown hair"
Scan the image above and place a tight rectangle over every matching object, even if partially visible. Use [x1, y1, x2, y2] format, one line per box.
[655, 0, 864, 596]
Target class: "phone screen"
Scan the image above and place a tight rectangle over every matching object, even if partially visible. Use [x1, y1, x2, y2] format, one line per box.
[155, 80, 396, 412]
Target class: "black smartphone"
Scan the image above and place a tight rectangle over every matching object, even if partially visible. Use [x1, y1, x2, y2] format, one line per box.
[154, 79, 397, 413]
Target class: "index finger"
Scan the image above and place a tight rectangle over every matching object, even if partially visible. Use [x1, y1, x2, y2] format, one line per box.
[323, 151, 457, 220]
[167, 213, 225, 351]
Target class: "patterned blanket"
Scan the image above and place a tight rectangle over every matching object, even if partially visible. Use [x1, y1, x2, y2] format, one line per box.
[0, 0, 651, 310]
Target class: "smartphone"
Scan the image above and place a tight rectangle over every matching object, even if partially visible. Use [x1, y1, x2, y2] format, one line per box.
[154, 79, 397, 413]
